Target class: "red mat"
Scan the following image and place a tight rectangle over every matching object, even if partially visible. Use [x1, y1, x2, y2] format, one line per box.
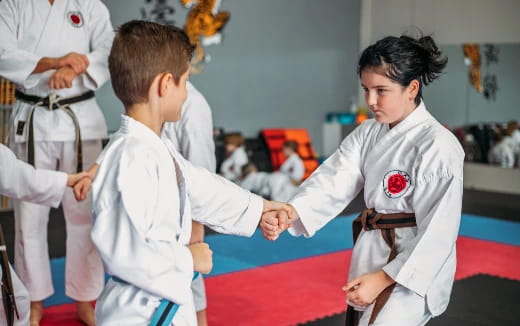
[41, 237, 520, 325]
[41, 303, 83, 326]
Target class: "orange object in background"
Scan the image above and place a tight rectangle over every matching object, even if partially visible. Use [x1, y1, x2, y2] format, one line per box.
[261, 128, 319, 180]
[463, 44, 483, 93]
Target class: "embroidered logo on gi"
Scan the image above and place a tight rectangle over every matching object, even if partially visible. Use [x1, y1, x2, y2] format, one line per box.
[68, 11, 84, 28]
[383, 170, 411, 198]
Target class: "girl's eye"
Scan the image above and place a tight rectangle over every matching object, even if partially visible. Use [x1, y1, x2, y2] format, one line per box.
[377, 88, 386, 94]
[362, 87, 368, 93]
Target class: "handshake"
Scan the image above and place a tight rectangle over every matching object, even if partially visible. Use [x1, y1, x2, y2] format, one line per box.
[188, 199, 299, 275]
[259, 200, 298, 241]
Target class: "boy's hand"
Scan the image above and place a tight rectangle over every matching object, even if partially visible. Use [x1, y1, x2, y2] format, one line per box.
[67, 172, 89, 187]
[73, 176, 92, 201]
[343, 270, 395, 307]
[72, 164, 99, 201]
[260, 202, 298, 241]
[188, 242, 213, 274]
[57, 52, 89, 74]
[49, 66, 77, 89]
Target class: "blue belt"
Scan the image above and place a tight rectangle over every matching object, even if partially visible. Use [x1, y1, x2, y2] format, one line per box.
[112, 272, 200, 326]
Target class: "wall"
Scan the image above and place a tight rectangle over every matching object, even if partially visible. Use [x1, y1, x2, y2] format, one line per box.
[362, 0, 520, 45]
[424, 43, 520, 127]
[99, 0, 361, 155]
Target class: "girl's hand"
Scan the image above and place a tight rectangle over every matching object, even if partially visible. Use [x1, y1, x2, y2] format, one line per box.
[343, 270, 395, 307]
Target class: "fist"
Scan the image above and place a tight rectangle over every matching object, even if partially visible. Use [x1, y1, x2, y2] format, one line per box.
[188, 242, 213, 274]
[49, 66, 76, 89]
[58, 52, 89, 74]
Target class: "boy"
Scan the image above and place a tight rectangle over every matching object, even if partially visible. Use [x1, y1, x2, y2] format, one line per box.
[91, 21, 286, 325]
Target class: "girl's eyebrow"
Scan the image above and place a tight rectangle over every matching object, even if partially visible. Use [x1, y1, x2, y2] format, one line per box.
[361, 84, 390, 88]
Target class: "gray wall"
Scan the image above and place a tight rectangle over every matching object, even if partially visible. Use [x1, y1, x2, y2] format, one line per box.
[423, 43, 520, 127]
[99, 0, 361, 155]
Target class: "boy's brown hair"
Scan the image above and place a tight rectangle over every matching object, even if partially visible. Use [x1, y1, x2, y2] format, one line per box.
[224, 132, 245, 147]
[108, 20, 195, 107]
[283, 140, 299, 153]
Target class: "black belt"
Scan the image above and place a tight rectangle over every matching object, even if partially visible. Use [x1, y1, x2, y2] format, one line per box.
[346, 208, 417, 326]
[0, 226, 19, 326]
[15, 90, 95, 172]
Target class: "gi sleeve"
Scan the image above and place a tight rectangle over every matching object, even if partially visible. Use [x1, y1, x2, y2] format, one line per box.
[288, 125, 365, 237]
[177, 95, 216, 172]
[178, 154, 263, 237]
[0, 0, 41, 87]
[91, 150, 193, 305]
[80, 0, 114, 90]
[383, 157, 464, 297]
[0, 144, 66, 207]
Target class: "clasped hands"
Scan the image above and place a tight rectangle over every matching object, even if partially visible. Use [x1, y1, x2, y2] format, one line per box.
[50, 52, 89, 89]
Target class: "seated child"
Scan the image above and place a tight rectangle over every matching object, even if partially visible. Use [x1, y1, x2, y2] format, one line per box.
[279, 140, 305, 184]
[220, 132, 248, 182]
[240, 162, 297, 202]
[89, 21, 285, 325]
[488, 127, 515, 168]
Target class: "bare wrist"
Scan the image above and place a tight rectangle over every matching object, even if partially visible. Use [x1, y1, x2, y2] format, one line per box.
[379, 270, 396, 287]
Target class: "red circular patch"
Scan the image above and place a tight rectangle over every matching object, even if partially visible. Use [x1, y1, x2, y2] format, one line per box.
[71, 14, 81, 25]
[387, 174, 407, 194]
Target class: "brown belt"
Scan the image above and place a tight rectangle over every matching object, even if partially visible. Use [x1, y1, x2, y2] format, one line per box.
[15, 90, 95, 172]
[0, 225, 19, 326]
[346, 208, 416, 326]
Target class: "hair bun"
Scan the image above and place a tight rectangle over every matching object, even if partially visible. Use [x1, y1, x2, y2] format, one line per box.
[417, 35, 447, 85]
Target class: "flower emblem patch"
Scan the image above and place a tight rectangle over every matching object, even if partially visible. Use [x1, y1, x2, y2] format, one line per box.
[68, 11, 84, 28]
[383, 170, 411, 198]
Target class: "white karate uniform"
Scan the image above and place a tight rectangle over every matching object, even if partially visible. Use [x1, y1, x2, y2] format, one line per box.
[280, 153, 305, 182]
[288, 102, 464, 325]
[91, 115, 263, 325]
[511, 129, 520, 167]
[488, 138, 515, 168]
[0, 0, 113, 301]
[162, 82, 215, 312]
[240, 171, 297, 202]
[0, 143, 68, 326]
[220, 146, 248, 183]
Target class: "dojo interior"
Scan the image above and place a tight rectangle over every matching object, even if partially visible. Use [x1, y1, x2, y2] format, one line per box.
[0, 0, 519, 325]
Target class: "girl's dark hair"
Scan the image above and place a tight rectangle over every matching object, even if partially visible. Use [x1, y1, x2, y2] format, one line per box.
[358, 34, 448, 105]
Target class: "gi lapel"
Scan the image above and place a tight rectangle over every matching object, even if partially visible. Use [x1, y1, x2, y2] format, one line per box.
[33, 0, 68, 55]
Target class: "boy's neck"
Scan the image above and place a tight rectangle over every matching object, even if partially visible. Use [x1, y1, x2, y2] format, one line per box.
[126, 103, 163, 136]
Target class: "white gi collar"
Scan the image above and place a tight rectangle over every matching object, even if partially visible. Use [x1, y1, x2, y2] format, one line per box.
[385, 100, 432, 134]
[119, 114, 167, 152]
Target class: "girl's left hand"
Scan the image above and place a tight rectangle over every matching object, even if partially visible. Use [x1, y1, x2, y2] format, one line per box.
[343, 270, 395, 307]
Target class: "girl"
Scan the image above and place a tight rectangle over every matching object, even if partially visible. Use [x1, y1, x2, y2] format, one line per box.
[263, 35, 463, 326]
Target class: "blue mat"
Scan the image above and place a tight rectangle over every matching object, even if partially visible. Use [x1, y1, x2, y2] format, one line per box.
[44, 213, 519, 307]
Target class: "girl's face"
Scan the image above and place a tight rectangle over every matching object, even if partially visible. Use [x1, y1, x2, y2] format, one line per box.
[360, 69, 419, 128]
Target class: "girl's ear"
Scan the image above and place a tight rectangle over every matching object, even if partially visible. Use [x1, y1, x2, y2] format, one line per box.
[408, 79, 420, 101]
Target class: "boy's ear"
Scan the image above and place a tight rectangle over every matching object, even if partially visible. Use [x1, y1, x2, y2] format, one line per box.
[158, 73, 173, 98]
